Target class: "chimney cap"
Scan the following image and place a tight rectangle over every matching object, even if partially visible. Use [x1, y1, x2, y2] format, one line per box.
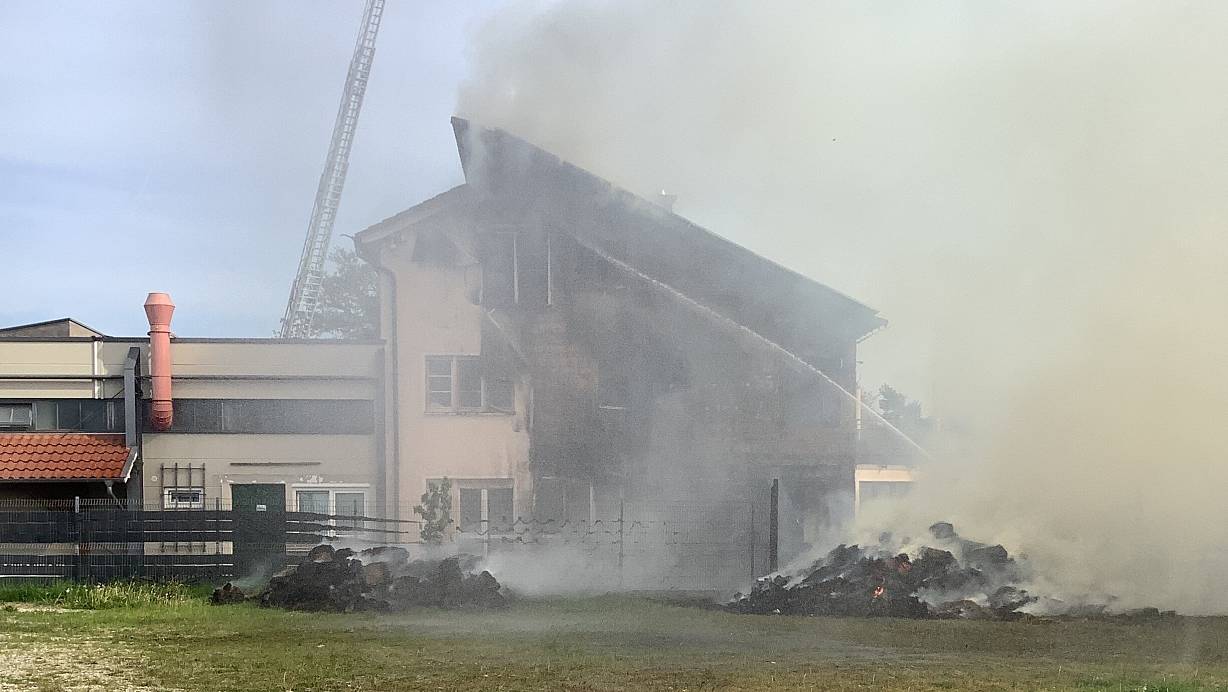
[144, 292, 174, 308]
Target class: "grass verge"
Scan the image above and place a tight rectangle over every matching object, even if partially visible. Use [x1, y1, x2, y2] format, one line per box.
[1, 593, 1226, 690]
[0, 579, 208, 609]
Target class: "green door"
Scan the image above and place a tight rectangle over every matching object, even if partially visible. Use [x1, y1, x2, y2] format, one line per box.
[231, 484, 287, 578]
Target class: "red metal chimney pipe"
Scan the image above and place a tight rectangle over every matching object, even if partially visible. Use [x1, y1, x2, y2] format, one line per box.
[144, 292, 175, 431]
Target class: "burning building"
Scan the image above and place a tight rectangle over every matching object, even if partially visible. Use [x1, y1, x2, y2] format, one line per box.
[0, 119, 889, 566]
[355, 118, 886, 556]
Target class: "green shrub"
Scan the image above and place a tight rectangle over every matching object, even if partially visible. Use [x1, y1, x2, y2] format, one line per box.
[414, 477, 453, 545]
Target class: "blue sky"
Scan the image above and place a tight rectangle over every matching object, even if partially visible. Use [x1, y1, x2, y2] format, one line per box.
[1, 1, 504, 336]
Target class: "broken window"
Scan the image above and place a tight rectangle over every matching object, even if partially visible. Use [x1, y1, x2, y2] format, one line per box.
[483, 227, 553, 309]
[482, 232, 518, 308]
[517, 231, 550, 308]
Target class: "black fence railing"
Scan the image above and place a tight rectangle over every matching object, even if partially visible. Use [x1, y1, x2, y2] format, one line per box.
[0, 493, 778, 590]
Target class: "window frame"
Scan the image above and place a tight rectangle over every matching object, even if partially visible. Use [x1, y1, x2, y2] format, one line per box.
[450, 479, 515, 534]
[423, 355, 514, 415]
[292, 485, 369, 533]
[0, 403, 34, 431]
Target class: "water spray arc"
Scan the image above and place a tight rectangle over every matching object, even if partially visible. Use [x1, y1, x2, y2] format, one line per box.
[573, 237, 931, 459]
[280, 0, 385, 338]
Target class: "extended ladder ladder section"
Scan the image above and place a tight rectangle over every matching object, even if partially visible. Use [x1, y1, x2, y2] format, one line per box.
[280, 0, 385, 338]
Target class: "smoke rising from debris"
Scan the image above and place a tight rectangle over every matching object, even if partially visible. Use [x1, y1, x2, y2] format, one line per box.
[459, 1, 1228, 612]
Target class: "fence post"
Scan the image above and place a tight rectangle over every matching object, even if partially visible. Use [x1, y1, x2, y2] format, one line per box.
[617, 499, 625, 588]
[769, 479, 779, 573]
[74, 495, 86, 582]
[748, 501, 756, 580]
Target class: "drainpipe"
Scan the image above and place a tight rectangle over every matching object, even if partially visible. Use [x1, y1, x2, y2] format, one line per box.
[357, 242, 400, 519]
[143, 293, 175, 431]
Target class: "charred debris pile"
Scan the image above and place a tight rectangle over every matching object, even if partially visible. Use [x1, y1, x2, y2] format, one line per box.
[728, 522, 1166, 621]
[212, 545, 506, 612]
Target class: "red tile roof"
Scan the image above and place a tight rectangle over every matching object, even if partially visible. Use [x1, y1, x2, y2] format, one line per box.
[0, 434, 132, 481]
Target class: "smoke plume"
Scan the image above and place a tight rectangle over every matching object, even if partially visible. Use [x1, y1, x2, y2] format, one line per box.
[458, 1, 1228, 612]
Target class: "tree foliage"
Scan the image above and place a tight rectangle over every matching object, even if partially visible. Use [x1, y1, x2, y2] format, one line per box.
[308, 247, 378, 339]
[877, 384, 932, 437]
[414, 477, 453, 545]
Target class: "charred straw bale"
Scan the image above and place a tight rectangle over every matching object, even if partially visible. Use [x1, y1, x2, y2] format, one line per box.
[728, 522, 1038, 620]
[256, 545, 505, 613]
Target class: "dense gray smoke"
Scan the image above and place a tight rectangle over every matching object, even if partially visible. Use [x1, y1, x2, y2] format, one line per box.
[457, 1, 1228, 613]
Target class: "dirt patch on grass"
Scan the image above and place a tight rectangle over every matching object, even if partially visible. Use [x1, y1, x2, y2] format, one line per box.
[0, 631, 172, 692]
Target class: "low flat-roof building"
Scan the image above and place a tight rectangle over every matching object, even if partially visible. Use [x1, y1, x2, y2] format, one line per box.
[0, 309, 386, 517]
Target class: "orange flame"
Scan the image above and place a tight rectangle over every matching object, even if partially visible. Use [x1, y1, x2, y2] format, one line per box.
[873, 585, 885, 599]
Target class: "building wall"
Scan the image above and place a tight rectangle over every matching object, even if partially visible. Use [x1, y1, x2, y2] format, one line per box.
[373, 226, 532, 522]
[142, 433, 377, 509]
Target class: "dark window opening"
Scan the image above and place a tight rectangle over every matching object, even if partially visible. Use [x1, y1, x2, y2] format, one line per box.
[482, 232, 518, 308]
[146, 399, 373, 434]
[456, 357, 483, 410]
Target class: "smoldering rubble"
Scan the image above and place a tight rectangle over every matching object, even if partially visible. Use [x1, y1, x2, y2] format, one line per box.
[728, 522, 1175, 621]
[212, 545, 506, 612]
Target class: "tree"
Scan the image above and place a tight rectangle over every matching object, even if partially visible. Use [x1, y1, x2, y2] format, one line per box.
[414, 477, 453, 545]
[876, 384, 932, 437]
[308, 247, 378, 339]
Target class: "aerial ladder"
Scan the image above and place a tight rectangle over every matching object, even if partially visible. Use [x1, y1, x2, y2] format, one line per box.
[280, 0, 385, 338]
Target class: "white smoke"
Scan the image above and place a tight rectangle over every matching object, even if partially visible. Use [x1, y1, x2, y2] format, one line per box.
[458, 1, 1228, 613]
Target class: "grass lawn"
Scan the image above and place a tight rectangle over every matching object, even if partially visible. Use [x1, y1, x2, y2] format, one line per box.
[2, 590, 1227, 691]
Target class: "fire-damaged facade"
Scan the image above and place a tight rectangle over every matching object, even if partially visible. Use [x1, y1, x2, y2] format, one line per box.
[357, 118, 885, 553]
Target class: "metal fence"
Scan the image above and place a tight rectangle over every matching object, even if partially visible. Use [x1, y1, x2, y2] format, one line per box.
[453, 500, 764, 591]
[0, 494, 776, 591]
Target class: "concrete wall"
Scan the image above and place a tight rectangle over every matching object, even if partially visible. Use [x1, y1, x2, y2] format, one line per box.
[142, 433, 377, 509]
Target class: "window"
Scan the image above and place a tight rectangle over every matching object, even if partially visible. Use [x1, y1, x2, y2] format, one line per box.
[425, 356, 514, 414]
[50, 397, 115, 429]
[295, 487, 367, 531]
[456, 357, 483, 409]
[334, 492, 364, 516]
[296, 490, 330, 514]
[163, 487, 204, 510]
[146, 399, 374, 434]
[456, 483, 514, 534]
[426, 357, 453, 410]
[0, 404, 33, 430]
[482, 227, 552, 309]
[5, 399, 125, 433]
